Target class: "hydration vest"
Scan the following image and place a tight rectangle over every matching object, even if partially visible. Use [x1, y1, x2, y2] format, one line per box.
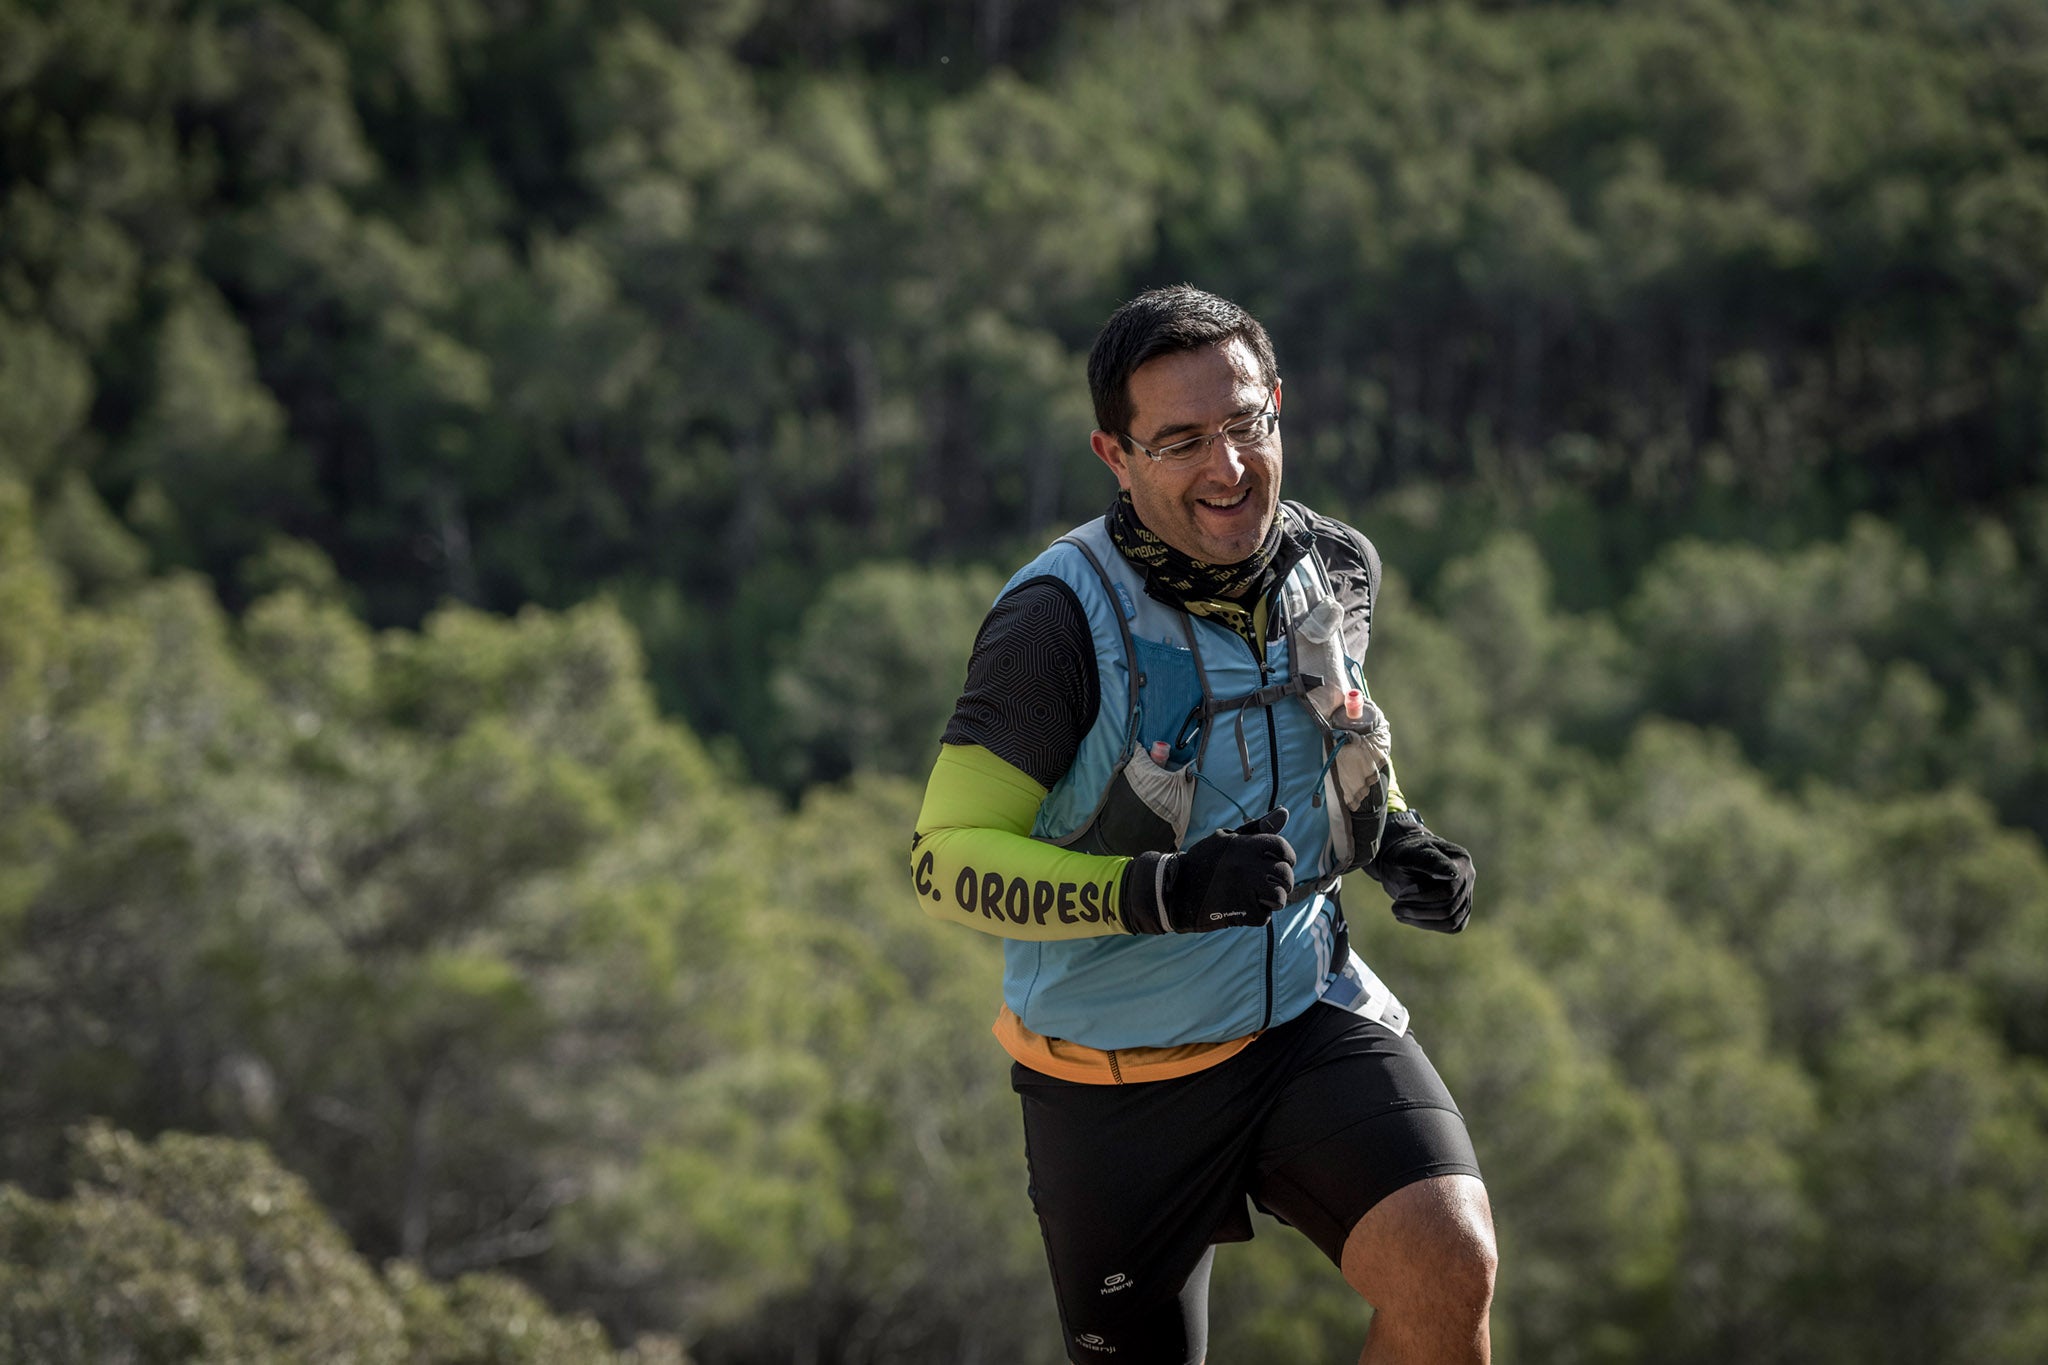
[995, 508, 1388, 1049]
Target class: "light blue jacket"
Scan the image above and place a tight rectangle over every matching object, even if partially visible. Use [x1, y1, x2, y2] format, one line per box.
[999, 512, 1366, 1049]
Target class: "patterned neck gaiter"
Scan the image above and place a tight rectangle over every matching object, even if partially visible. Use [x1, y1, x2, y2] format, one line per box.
[1105, 491, 1290, 649]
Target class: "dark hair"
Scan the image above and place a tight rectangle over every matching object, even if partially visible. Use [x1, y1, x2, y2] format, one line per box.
[1086, 285, 1278, 441]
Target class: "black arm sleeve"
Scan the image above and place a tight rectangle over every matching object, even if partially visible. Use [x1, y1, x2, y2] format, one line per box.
[939, 576, 1100, 791]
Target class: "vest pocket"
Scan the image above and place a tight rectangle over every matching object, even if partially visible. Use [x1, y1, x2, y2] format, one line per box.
[1066, 742, 1198, 857]
[1323, 700, 1393, 872]
[1329, 760, 1390, 872]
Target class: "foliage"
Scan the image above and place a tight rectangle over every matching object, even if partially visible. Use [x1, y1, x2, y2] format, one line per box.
[769, 560, 1003, 788]
[10, 454, 2048, 1359]
[5, 1, 2048, 1362]
[0, 1123, 684, 1365]
[6, 0, 2048, 771]
[0, 478, 1056, 1359]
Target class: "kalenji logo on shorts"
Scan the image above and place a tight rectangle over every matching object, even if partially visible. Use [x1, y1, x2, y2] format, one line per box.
[1100, 1272, 1133, 1295]
[1077, 1333, 1116, 1353]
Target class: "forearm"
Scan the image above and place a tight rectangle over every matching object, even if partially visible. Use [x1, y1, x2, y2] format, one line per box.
[911, 744, 1133, 940]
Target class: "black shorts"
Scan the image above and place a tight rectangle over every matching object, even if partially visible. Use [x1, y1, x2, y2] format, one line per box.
[1013, 1001, 1481, 1365]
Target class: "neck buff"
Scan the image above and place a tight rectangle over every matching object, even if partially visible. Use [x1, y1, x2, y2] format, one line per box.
[1105, 491, 1292, 649]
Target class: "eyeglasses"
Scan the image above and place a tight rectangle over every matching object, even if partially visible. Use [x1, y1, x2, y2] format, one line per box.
[1121, 408, 1281, 465]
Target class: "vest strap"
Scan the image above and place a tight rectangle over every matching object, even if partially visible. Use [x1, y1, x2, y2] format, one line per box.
[1201, 676, 1315, 717]
[1058, 531, 1143, 750]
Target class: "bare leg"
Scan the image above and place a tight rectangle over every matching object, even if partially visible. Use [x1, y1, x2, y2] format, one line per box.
[1341, 1174, 1496, 1365]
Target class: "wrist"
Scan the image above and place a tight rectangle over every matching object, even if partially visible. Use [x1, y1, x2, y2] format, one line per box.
[1119, 851, 1176, 934]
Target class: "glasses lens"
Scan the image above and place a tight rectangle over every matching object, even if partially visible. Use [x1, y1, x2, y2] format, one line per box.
[1223, 412, 1276, 446]
[1147, 412, 1275, 463]
[1154, 434, 1211, 464]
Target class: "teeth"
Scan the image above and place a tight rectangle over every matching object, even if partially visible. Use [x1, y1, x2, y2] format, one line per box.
[1200, 491, 1248, 509]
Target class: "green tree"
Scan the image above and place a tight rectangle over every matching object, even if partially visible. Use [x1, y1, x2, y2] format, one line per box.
[0, 1123, 685, 1365]
[1797, 1014, 2048, 1363]
[769, 561, 1002, 788]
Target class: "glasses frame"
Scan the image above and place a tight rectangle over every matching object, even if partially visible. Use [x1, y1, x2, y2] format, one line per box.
[1120, 403, 1281, 466]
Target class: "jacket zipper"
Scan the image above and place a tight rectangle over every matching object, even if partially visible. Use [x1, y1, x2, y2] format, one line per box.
[1245, 628, 1283, 1032]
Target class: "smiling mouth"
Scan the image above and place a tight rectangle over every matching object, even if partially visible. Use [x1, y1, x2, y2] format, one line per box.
[1199, 490, 1250, 510]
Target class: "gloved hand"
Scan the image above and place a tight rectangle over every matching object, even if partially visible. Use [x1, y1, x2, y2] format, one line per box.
[1367, 811, 1474, 933]
[1121, 808, 1296, 935]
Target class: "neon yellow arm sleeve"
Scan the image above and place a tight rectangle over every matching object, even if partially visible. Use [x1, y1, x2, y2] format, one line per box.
[910, 743, 1134, 941]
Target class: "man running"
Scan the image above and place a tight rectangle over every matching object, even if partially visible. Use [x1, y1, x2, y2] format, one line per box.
[910, 285, 1496, 1364]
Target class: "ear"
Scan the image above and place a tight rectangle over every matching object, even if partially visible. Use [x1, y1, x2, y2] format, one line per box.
[1091, 429, 1135, 491]
[1272, 377, 1283, 413]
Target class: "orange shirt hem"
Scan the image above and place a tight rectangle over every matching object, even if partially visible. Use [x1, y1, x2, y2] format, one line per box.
[992, 1004, 1258, 1084]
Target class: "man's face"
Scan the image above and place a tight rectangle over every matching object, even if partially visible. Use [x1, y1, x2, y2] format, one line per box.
[1090, 338, 1282, 566]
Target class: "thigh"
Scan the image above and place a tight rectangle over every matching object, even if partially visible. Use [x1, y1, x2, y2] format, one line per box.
[1015, 1063, 1261, 1365]
[1248, 1004, 1483, 1265]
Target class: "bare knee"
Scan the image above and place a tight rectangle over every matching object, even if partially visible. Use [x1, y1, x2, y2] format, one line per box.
[1342, 1174, 1497, 1320]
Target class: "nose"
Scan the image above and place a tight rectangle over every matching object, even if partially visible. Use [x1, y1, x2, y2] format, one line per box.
[1205, 438, 1249, 482]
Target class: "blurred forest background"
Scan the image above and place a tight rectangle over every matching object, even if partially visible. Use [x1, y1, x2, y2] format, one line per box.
[4, 0, 2048, 1360]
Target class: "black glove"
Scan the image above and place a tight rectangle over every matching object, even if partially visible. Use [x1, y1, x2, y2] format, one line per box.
[1121, 808, 1296, 935]
[1367, 810, 1474, 934]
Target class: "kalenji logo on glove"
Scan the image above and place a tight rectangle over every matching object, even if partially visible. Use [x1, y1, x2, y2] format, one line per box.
[1077, 1332, 1116, 1353]
[1101, 1272, 1132, 1294]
